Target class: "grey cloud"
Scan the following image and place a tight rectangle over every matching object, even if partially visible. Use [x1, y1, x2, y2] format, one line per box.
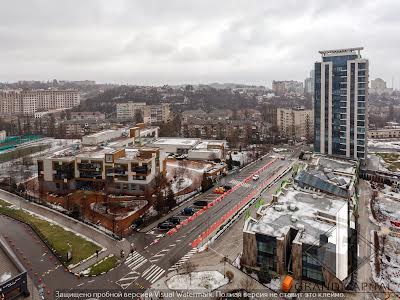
[0, 0, 399, 86]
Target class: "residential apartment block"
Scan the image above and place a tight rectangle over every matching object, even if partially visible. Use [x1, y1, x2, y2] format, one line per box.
[277, 107, 313, 140]
[314, 47, 369, 160]
[38, 127, 166, 195]
[0, 89, 80, 116]
[116, 102, 171, 124]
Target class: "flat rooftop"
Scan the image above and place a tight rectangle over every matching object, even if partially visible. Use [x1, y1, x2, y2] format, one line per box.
[151, 138, 200, 147]
[245, 188, 348, 245]
[85, 129, 121, 138]
[194, 140, 226, 150]
[311, 156, 356, 175]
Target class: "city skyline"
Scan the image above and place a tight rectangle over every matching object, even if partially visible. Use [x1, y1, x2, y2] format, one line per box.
[1, 0, 400, 87]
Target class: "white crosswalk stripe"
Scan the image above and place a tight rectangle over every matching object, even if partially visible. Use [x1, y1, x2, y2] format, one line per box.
[149, 244, 177, 263]
[142, 264, 165, 283]
[125, 251, 148, 270]
[116, 251, 149, 289]
[229, 179, 251, 188]
[168, 248, 198, 272]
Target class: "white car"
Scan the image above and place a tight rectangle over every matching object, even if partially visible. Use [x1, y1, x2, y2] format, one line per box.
[252, 174, 260, 181]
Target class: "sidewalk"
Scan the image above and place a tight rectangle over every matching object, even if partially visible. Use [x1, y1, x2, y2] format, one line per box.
[0, 189, 131, 274]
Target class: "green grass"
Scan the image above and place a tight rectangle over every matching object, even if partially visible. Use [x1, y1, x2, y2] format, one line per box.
[376, 153, 400, 172]
[0, 199, 101, 266]
[86, 255, 119, 276]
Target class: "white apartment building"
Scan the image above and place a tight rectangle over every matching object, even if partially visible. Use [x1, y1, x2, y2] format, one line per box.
[0, 90, 80, 116]
[277, 107, 314, 139]
[116, 102, 171, 124]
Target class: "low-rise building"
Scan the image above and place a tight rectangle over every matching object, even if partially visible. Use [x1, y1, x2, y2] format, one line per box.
[242, 155, 358, 290]
[70, 111, 106, 121]
[38, 146, 165, 196]
[147, 138, 226, 160]
[368, 128, 400, 139]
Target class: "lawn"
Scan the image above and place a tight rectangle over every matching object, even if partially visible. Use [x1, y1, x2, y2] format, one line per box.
[85, 255, 119, 276]
[0, 199, 101, 266]
[376, 153, 400, 172]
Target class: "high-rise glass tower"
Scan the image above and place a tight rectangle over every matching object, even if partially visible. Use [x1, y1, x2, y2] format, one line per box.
[314, 47, 368, 160]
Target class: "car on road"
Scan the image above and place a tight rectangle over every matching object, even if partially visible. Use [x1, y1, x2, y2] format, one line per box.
[182, 207, 195, 215]
[213, 187, 225, 194]
[168, 217, 181, 225]
[252, 174, 260, 181]
[157, 222, 174, 230]
[193, 200, 208, 207]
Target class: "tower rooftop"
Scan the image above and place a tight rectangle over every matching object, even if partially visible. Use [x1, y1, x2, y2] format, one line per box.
[319, 47, 363, 57]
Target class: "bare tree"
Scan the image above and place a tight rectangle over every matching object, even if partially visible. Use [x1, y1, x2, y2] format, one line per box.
[182, 261, 197, 284]
[240, 276, 255, 292]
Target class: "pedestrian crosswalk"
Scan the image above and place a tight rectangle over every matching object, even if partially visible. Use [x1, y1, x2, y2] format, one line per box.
[116, 251, 166, 289]
[142, 264, 165, 284]
[149, 243, 176, 263]
[229, 179, 251, 188]
[125, 251, 148, 270]
[168, 248, 198, 272]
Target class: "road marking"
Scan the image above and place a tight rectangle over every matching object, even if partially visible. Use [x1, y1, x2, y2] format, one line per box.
[125, 251, 148, 270]
[168, 248, 197, 272]
[143, 265, 165, 283]
[149, 269, 165, 284]
[142, 264, 157, 277]
[115, 271, 140, 289]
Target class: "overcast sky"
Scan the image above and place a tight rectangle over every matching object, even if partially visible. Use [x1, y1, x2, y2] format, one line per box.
[1, 0, 400, 87]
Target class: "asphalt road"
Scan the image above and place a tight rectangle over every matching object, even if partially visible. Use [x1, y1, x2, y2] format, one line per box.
[0, 147, 301, 298]
[120, 153, 296, 290]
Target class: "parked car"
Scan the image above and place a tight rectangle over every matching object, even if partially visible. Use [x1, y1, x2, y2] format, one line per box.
[168, 217, 181, 225]
[182, 207, 195, 215]
[193, 200, 208, 207]
[252, 174, 260, 181]
[223, 185, 232, 190]
[157, 222, 174, 230]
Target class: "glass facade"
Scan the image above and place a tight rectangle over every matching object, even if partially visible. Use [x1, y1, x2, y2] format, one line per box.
[302, 246, 325, 284]
[256, 234, 277, 271]
[314, 50, 368, 160]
